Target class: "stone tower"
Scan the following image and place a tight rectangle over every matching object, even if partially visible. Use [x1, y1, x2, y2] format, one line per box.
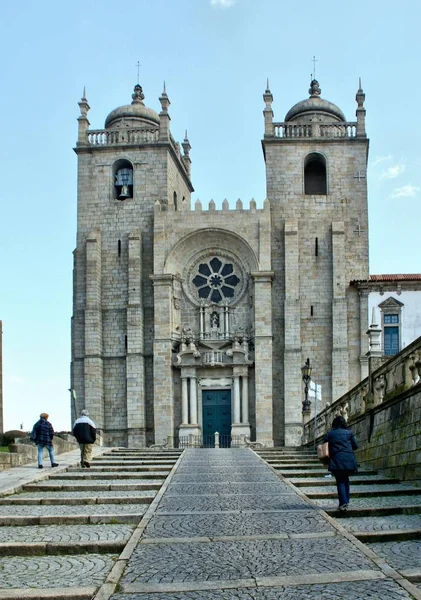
[72, 84, 193, 446]
[71, 77, 369, 448]
[262, 78, 369, 446]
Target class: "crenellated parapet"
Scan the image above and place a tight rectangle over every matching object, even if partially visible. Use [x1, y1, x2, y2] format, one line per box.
[155, 197, 269, 214]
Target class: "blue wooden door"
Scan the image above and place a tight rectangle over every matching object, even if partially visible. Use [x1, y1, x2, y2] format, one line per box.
[202, 390, 232, 448]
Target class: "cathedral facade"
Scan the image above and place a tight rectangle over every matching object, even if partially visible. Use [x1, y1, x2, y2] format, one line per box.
[71, 78, 369, 447]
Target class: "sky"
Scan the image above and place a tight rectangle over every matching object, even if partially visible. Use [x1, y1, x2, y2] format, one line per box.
[1, 0, 420, 433]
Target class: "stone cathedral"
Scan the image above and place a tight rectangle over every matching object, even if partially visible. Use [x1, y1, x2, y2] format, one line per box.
[71, 77, 369, 448]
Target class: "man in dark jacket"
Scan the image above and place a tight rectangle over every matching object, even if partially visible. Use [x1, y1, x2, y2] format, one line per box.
[72, 409, 96, 468]
[31, 413, 58, 469]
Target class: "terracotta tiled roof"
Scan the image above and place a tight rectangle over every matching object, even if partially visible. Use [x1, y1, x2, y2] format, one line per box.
[369, 274, 421, 281]
[351, 274, 421, 285]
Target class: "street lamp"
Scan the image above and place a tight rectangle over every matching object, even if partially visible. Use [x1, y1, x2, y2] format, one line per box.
[301, 358, 312, 414]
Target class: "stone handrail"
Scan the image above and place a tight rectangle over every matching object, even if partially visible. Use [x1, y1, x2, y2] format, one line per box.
[273, 121, 357, 139]
[86, 128, 160, 145]
[303, 336, 421, 445]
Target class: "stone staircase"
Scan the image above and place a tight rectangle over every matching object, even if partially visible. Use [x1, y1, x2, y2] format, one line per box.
[256, 447, 421, 586]
[0, 448, 183, 599]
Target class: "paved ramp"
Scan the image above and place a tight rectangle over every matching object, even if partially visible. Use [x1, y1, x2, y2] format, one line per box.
[102, 449, 421, 600]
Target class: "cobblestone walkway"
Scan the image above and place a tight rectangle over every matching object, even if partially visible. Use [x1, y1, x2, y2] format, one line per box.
[0, 447, 183, 599]
[93, 448, 421, 600]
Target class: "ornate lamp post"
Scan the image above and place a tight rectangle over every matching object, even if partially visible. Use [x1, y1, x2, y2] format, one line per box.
[301, 358, 312, 415]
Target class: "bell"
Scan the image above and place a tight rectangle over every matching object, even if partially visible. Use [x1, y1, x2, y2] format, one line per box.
[118, 184, 130, 199]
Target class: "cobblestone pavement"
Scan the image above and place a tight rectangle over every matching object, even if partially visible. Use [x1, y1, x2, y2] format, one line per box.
[343, 514, 421, 532]
[110, 579, 416, 599]
[101, 449, 421, 600]
[312, 495, 421, 509]
[144, 510, 334, 537]
[3, 489, 156, 501]
[0, 447, 183, 598]
[0, 503, 148, 516]
[0, 523, 134, 543]
[367, 540, 421, 571]
[0, 553, 118, 588]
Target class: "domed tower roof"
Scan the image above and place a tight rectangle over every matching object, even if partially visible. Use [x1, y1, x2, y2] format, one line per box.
[105, 84, 160, 129]
[284, 79, 345, 123]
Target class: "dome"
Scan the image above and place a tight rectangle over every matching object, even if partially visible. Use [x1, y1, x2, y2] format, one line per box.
[105, 84, 160, 129]
[284, 80, 345, 123]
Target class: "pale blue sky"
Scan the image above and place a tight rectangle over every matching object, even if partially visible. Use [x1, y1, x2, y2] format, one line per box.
[1, 0, 420, 432]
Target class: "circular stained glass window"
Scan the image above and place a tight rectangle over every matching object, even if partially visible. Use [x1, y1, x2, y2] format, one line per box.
[190, 256, 242, 304]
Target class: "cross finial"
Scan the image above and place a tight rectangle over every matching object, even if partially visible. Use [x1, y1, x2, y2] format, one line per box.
[135, 61, 141, 84]
[311, 55, 318, 79]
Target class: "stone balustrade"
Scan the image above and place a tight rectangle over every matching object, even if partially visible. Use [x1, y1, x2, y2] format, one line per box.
[303, 335, 421, 446]
[86, 128, 160, 145]
[273, 121, 357, 139]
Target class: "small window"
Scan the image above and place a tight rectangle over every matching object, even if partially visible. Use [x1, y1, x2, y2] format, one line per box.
[384, 314, 399, 324]
[173, 191, 178, 210]
[304, 153, 327, 195]
[112, 159, 133, 200]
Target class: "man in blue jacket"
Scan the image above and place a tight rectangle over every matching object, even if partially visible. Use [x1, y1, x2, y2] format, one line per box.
[72, 409, 96, 468]
[32, 412, 59, 469]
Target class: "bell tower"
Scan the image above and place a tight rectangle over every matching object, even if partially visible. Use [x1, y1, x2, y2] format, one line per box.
[71, 83, 193, 446]
[262, 78, 369, 446]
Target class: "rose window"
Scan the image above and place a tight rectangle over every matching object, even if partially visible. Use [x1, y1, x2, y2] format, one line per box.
[192, 257, 240, 303]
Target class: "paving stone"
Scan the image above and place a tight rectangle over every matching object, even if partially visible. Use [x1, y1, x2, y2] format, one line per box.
[4, 490, 156, 501]
[144, 511, 335, 538]
[170, 472, 282, 483]
[312, 495, 421, 509]
[367, 540, 421, 571]
[343, 514, 421, 533]
[0, 524, 134, 543]
[120, 537, 378, 584]
[164, 482, 293, 495]
[110, 579, 416, 599]
[0, 504, 147, 516]
[0, 554, 117, 588]
[156, 494, 310, 513]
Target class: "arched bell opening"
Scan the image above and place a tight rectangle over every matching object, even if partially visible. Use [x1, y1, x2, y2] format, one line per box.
[304, 152, 327, 195]
[112, 159, 133, 201]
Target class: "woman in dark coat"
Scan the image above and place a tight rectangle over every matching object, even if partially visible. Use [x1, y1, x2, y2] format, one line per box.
[324, 415, 358, 511]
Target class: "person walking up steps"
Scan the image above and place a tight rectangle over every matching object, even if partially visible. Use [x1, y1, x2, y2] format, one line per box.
[324, 415, 358, 511]
[72, 409, 96, 468]
[31, 413, 58, 469]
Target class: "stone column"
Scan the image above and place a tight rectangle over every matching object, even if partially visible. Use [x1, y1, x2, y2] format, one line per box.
[251, 271, 274, 446]
[332, 221, 349, 400]
[190, 375, 198, 425]
[242, 375, 249, 423]
[233, 376, 241, 423]
[126, 230, 146, 447]
[283, 220, 302, 446]
[181, 375, 188, 424]
[84, 230, 104, 428]
[151, 274, 175, 445]
[179, 367, 201, 439]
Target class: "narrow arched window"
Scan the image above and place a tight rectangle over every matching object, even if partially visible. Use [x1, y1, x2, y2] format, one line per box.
[304, 153, 327, 195]
[173, 191, 178, 211]
[112, 159, 133, 200]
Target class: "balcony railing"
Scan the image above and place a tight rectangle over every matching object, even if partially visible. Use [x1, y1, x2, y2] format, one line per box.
[87, 128, 160, 145]
[273, 121, 357, 139]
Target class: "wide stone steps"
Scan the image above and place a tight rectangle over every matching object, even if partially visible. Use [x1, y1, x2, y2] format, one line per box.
[0, 447, 181, 599]
[255, 447, 421, 580]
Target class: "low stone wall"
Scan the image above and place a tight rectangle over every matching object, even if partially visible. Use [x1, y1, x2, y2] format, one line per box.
[0, 433, 79, 471]
[351, 386, 421, 484]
